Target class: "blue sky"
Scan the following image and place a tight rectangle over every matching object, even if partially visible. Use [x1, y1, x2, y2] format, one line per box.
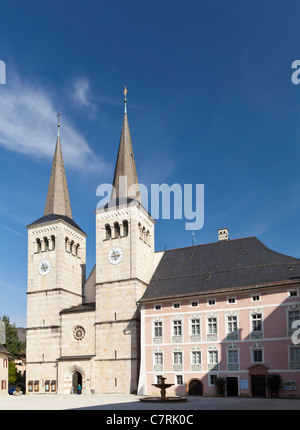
[1, 0, 300, 327]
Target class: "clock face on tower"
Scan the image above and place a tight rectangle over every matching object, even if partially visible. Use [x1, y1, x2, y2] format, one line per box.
[38, 260, 51, 276]
[108, 247, 124, 265]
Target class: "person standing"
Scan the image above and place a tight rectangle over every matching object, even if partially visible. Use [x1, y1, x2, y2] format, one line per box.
[78, 383, 81, 395]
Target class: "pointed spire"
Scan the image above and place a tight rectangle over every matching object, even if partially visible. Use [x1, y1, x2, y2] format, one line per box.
[110, 88, 141, 204]
[44, 114, 73, 218]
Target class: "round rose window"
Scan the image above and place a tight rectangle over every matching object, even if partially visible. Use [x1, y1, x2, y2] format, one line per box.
[73, 326, 85, 341]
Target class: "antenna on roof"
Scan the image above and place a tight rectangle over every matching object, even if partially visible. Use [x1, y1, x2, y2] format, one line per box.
[163, 244, 168, 251]
[189, 231, 196, 258]
[192, 231, 196, 246]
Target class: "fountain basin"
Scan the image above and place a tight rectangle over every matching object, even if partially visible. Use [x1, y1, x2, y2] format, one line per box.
[139, 396, 187, 403]
[139, 377, 187, 403]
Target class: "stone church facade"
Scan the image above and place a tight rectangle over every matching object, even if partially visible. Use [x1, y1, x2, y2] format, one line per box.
[26, 97, 300, 397]
[26, 98, 157, 394]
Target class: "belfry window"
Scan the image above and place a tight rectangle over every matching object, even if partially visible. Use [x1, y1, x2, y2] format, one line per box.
[70, 240, 75, 255]
[43, 237, 49, 252]
[36, 238, 41, 253]
[114, 222, 120, 238]
[123, 220, 128, 237]
[105, 224, 111, 240]
[50, 235, 55, 251]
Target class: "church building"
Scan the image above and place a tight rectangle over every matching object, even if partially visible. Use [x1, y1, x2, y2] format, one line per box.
[26, 93, 300, 398]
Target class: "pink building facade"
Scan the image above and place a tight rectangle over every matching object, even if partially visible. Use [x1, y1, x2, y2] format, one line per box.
[137, 235, 300, 398]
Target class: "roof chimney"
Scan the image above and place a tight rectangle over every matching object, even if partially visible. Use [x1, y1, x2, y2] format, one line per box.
[218, 228, 229, 241]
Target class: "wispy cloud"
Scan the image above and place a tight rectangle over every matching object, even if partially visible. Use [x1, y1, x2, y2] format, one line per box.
[0, 72, 108, 172]
[0, 280, 25, 293]
[0, 224, 27, 238]
[71, 77, 97, 114]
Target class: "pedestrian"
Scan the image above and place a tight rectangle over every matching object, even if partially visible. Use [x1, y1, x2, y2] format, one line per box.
[78, 383, 81, 395]
[70, 386, 74, 394]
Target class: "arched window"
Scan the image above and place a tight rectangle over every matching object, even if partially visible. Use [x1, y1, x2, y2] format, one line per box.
[65, 237, 70, 252]
[70, 240, 75, 255]
[123, 220, 128, 237]
[36, 238, 41, 253]
[50, 235, 55, 251]
[114, 222, 120, 238]
[105, 224, 111, 240]
[146, 230, 150, 245]
[76, 244, 80, 258]
[138, 223, 143, 239]
[43, 237, 49, 252]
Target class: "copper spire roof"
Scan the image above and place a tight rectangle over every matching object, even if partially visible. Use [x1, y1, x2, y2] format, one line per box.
[110, 89, 141, 204]
[43, 117, 73, 218]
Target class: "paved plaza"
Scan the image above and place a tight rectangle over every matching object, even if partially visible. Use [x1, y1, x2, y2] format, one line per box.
[0, 394, 300, 410]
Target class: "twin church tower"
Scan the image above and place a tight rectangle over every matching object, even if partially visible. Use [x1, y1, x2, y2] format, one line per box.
[26, 90, 156, 394]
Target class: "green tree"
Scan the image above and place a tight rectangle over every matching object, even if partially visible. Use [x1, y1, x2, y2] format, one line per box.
[0, 315, 25, 359]
[214, 377, 226, 396]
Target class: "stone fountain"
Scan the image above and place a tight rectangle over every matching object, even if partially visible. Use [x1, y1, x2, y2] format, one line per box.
[139, 377, 187, 403]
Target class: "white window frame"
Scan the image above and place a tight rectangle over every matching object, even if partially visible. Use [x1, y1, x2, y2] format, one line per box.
[154, 303, 162, 311]
[191, 350, 202, 365]
[251, 293, 261, 302]
[251, 313, 263, 333]
[173, 351, 183, 365]
[251, 344, 264, 364]
[227, 315, 238, 335]
[208, 373, 219, 386]
[227, 344, 240, 370]
[227, 296, 237, 305]
[190, 300, 199, 308]
[173, 319, 182, 337]
[288, 289, 298, 298]
[208, 350, 218, 364]
[153, 352, 163, 366]
[172, 302, 181, 310]
[289, 345, 300, 369]
[190, 317, 201, 336]
[206, 315, 218, 337]
[175, 375, 184, 386]
[207, 298, 216, 306]
[152, 318, 163, 342]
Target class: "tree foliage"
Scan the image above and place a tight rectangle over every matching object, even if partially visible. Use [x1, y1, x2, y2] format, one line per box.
[0, 315, 25, 359]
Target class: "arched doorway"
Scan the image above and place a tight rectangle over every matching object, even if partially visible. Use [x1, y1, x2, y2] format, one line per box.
[188, 379, 203, 396]
[72, 371, 82, 394]
[248, 364, 269, 398]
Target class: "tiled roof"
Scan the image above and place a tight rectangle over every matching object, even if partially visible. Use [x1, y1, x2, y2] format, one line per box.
[140, 237, 300, 302]
[59, 302, 95, 315]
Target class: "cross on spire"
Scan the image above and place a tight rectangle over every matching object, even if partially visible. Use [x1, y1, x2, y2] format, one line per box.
[123, 86, 128, 113]
[56, 112, 61, 137]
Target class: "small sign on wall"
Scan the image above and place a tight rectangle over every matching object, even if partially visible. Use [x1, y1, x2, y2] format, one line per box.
[283, 381, 296, 391]
[240, 378, 248, 390]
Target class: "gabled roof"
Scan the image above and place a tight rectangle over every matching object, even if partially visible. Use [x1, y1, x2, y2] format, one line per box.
[140, 237, 300, 302]
[0, 345, 10, 355]
[26, 213, 86, 235]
